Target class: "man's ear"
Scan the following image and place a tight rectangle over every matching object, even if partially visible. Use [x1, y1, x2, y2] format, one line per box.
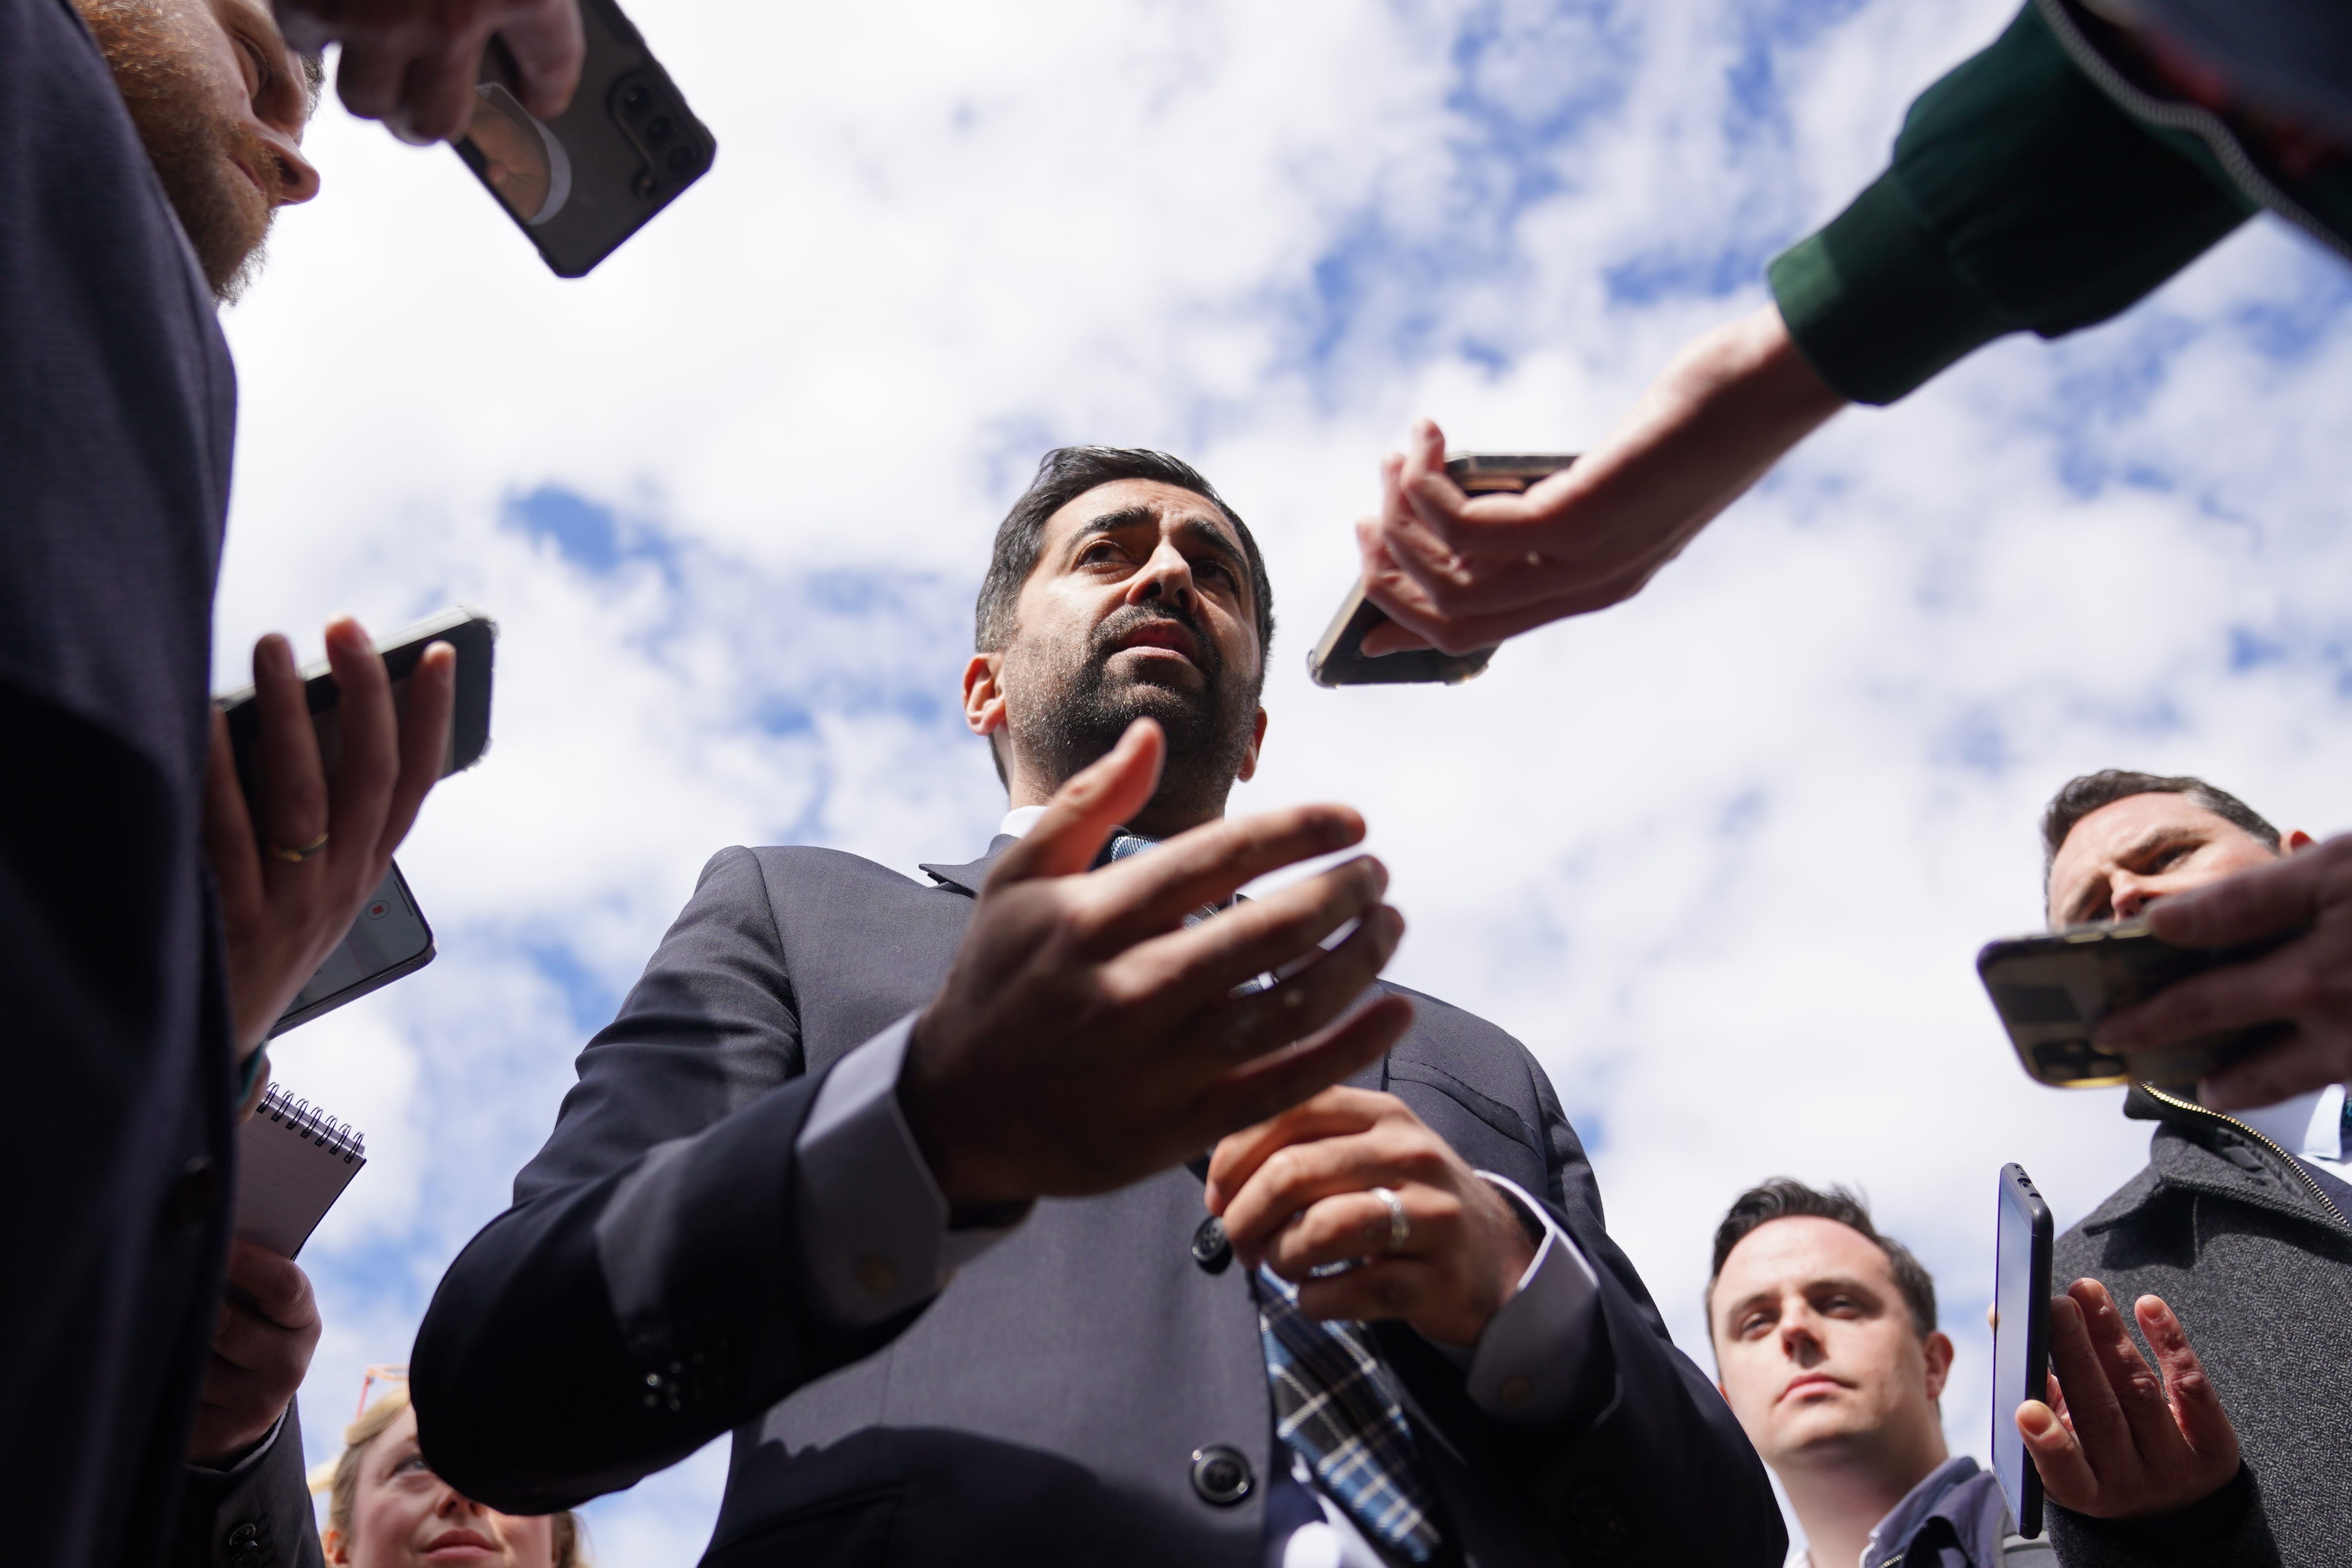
[1234, 706, 1269, 784]
[962, 653, 1007, 739]
[2287, 830, 2316, 853]
[1921, 1330, 1955, 1402]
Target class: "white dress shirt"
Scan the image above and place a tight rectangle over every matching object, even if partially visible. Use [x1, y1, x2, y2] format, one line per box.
[790, 808, 1604, 1568]
[2228, 1082, 2349, 1172]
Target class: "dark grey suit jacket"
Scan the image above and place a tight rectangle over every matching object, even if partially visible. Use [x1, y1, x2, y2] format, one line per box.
[414, 841, 1782, 1565]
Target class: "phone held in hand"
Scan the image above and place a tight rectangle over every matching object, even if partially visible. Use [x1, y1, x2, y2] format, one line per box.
[1991, 1163, 2053, 1539]
[1306, 454, 1578, 688]
[1976, 918, 2297, 1089]
[456, 0, 715, 278]
[214, 607, 494, 1037]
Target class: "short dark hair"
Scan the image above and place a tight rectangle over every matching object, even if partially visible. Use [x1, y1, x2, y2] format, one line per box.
[973, 447, 1275, 657]
[2040, 771, 2281, 881]
[1707, 1179, 1938, 1339]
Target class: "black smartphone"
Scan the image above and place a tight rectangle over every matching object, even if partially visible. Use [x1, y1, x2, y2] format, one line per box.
[267, 862, 435, 1038]
[456, 0, 715, 278]
[1306, 454, 1577, 688]
[1977, 918, 2298, 1088]
[1991, 1163, 2054, 1539]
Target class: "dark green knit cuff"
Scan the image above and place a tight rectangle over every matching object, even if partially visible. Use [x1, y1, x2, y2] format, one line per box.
[1768, 170, 2018, 407]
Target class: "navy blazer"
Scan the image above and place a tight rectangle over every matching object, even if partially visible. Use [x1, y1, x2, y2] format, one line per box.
[414, 841, 1781, 1565]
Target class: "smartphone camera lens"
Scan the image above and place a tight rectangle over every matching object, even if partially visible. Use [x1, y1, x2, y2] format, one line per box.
[667, 146, 696, 173]
[645, 116, 673, 147]
[620, 84, 651, 115]
[632, 170, 657, 198]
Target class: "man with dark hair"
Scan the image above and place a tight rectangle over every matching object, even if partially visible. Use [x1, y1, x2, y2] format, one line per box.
[1707, 1179, 2054, 1568]
[2, 0, 578, 1563]
[2025, 770, 2349, 1568]
[413, 447, 1781, 1566]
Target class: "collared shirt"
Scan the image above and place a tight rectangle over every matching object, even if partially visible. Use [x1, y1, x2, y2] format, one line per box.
[1786, 1456, 2048, 1568]
[792, 808, 1603, 1568]
[2227, 1082, 2349, 1172]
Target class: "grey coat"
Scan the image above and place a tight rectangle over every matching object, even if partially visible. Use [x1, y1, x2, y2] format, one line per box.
[2047, 1084, 2350, 1568]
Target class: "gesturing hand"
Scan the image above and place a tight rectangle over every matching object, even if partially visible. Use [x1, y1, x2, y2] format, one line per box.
[2094, 833, 2352, 1111]
[899, 718, 1415, 1212]
[1206, 1087, 1536, 1347]
[2016, 1281, 2240, 1521]
[1355, 307, 1844, 659]
[189, 1241, 322, 1466]
[203, 617, 455, 1057]
[272, 0, 585, 144]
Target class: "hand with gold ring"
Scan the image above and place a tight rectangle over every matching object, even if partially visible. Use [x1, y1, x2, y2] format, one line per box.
[202, 617, 456, 1060]
[1205, 1085, 1538, 1348]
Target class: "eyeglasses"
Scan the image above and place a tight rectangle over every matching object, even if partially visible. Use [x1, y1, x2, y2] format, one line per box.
[356, 1362, 408, 1418]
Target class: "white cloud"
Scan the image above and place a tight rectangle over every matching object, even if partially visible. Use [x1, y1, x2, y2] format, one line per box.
[219, 0, 2352, 1557]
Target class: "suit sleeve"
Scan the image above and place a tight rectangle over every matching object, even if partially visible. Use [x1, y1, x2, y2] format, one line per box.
[1376, 1054, 1785, 1567]
[2048, 1465, 2283, 1568]
[409, 848, 931, 1513]
[172, 1404, 324, 1568]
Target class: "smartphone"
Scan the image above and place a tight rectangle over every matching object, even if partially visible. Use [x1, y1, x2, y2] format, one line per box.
[456, 0, 715, 278]
[1991, 1163, 2054, 1539]
[215, 608, 492, 1036]
[267, 862, 435, 1038]
[1977, 918, 2298, 1088]
[1306, 454, 1577, 688]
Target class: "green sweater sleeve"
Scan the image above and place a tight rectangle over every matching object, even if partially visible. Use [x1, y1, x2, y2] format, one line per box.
[1769, 3, 2256, 406]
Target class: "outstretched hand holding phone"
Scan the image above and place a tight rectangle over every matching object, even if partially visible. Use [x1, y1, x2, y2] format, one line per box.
[273, 0, 585, 144]
[203, 617, 455, 1060]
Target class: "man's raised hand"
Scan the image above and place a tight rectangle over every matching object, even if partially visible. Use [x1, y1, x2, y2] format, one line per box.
[899, 718, 1414, 1211]
[273, 0, 585, 144]
[2095, 833, 2352, 1111]
[2016, 1280, 2241, 1521]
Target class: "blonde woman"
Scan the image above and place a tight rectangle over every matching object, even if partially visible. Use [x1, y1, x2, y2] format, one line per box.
[315, 1373, 584, 1567]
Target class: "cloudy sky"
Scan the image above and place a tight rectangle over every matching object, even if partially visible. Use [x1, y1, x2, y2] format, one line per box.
[219, 0, 2352, 1557]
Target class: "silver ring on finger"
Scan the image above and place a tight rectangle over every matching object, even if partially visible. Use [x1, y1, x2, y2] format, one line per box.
[1370, 1185, 1410, 1254]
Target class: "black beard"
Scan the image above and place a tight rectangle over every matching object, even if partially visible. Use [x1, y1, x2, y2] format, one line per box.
[1012, 602, 1262, 831]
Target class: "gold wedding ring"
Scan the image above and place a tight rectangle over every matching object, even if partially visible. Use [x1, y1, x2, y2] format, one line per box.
[1371, 1185, 1411, 1253]
[268, 831, 329, 863]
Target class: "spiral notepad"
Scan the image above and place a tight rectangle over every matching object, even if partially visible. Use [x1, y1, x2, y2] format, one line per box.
[234, 1084, 367, 1259]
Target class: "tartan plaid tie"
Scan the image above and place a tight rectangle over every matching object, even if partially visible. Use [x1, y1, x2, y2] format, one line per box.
[1255, 1265, 1444, 1563]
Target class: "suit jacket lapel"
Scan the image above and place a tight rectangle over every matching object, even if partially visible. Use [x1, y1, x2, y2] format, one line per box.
[919, 834, 1018, 897]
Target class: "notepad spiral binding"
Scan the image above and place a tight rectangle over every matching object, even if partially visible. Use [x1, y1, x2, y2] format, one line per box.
[255, 1082, 366, 1163]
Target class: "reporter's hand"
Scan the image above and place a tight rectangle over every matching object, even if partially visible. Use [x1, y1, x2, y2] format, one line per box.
[1206, 1086, 1535, 1347]
[2015, 1280, 2240, 1521]
[2094, 833, 2352, 1111]
[203, 617, 455, 1057]
[900, 718, 1414, 1211]
[1355, 306, 1844, 658]
[273, 0, 585, 144]
[188, 1241, 322, 1466]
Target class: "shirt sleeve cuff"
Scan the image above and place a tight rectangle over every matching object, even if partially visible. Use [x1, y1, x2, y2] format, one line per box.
[792, 1013, 1024, 1329]
[185, 1407, 287, 1479]
[1439, 1172, 1601, 1424]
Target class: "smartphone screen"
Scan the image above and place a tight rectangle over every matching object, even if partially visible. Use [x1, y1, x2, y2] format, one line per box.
[457, 0, 715, 277]
[269, 862, 436, 1038]
[1991, 1163, 2053, 1538]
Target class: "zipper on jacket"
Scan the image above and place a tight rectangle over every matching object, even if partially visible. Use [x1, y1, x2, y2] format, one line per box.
[2031, 0, 2352, 267]
[2136, 1081, 2352, 1232]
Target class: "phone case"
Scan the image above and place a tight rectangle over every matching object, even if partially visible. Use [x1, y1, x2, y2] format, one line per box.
[1305, 455, 1576, 688]
[267, 862, 436, 1038]
[216, 608, 497, 821]
[1977, 919, 2295, 1088]
[1991, 1163, 2053, 1538]
[457, 0, 715, 278]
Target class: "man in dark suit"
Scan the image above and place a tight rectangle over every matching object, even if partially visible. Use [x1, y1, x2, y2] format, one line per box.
[2, 1, 577, 1563]
[413, 445, 1781, 1565]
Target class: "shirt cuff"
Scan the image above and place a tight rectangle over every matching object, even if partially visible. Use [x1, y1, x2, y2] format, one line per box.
[792, 1013, 1023, 1328]
[185, 1407, 286, 1479]
[1437, 1172, 1600, 1424]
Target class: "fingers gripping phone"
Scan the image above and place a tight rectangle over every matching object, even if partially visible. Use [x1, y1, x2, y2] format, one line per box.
[1976, 919, 2298, 1088]
[1991, 1163, 2054, 1539]
[457, 0, 715, 277]
[1307, 454, 1577, 687]
[214, 608, 497, 1037]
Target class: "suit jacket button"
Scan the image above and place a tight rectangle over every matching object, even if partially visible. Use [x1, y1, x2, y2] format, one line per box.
[1190, 1444, 1252, 1506]
[1191, 1216, 1232, 1273]
[224, 1524, 258, 1546]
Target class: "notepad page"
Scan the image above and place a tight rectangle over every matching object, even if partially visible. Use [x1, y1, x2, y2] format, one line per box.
[234, 1085, 367, 1259]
